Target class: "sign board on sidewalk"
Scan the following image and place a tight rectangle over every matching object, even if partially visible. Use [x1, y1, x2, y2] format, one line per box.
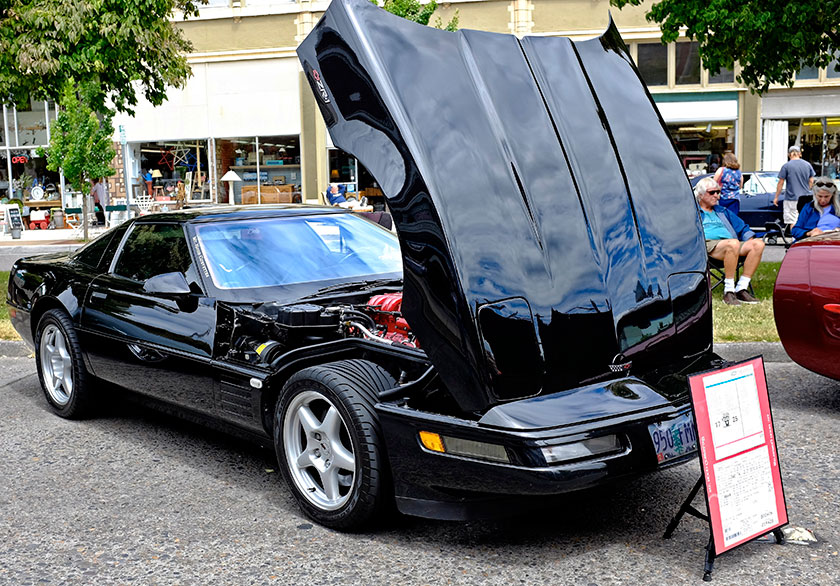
[2, 204, 23, 232]
[688, 357, 787, 555]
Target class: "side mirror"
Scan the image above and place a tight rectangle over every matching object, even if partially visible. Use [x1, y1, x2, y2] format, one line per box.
[143, 272, 192, 297]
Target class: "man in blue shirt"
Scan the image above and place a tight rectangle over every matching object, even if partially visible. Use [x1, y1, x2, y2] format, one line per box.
[696, 177, 766, 306]
[774, 145, 815, 230]
[325, 183, 347, 205]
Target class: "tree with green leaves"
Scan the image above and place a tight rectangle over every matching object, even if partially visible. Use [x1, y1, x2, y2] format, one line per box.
[37, 83, 116, 240]
[610, 0, 840, 93]
[0, 0, 205, 115]
[375, 0, 459, 32]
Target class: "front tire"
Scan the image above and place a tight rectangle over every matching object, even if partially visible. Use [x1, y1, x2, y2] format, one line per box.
[274, 360, 395, 530]
[34, 309, 93, 419]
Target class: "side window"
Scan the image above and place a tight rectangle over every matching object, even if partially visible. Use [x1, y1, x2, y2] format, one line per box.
[114, 224, 194, 282]
[71, 231, 116, 269]
[98, 222, 130, 270]
[743, 175, 761, 195]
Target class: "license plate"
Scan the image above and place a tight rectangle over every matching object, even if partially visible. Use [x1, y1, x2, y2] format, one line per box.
[648, 413, 697, 464]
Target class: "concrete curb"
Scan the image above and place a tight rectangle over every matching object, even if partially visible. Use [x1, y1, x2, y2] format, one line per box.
[715, 342, 790, 363]
[0, 339, 792, 362]
[0, 340, 33, 357]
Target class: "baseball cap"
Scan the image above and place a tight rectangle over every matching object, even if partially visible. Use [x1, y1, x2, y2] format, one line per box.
[788, 145, 801, 153]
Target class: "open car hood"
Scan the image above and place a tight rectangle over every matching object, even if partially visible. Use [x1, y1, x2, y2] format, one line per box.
[298, 0, 710, 413]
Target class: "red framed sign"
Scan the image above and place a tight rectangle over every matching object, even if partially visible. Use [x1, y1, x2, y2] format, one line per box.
[688, 356, 787, 555]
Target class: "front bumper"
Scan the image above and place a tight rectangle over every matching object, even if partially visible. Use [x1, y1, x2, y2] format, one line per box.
[377, 372, 707, 521]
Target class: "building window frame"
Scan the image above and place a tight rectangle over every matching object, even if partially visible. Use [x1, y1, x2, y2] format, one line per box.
[632, 39, 739, 90]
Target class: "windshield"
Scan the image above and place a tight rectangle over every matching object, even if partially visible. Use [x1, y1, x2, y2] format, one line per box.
[193, 214, 402, 290]
[755, 173, 780, 193]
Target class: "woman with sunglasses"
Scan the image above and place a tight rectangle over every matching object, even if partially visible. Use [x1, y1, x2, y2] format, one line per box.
[791, 177, 840, 240]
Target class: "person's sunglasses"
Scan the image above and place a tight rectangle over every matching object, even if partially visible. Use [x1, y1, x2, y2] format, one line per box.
[815, 181, 835, 188]
[706, 189, 721, 194]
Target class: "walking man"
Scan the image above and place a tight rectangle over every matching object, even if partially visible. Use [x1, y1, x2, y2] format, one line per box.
[774, 145, 815, 231]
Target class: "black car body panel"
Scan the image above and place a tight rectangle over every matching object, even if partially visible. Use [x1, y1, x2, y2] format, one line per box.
[9, 0, 720, 524]
[298, 0, 709, 413]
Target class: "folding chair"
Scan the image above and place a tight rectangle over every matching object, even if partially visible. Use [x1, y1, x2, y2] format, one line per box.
[65, 199, 102, 239]
[105, 203, 129, 227]
[708, 256, 748, 292]
[707, 198, 754, 294]
[762, 220, 792, 248]
[64, 207, 84, 238]
[132, 193, 154, 215]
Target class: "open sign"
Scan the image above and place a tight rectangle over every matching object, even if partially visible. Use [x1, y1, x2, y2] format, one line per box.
[11, 155, 29, 164]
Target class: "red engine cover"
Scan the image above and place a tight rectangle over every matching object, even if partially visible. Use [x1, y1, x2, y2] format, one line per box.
[366, 292, 416, 347]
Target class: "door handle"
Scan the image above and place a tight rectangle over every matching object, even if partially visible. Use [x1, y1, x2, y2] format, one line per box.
[90, 291, 107, 301]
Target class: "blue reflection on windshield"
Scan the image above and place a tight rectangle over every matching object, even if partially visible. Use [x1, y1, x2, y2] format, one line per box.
[194, 214, 402, 289]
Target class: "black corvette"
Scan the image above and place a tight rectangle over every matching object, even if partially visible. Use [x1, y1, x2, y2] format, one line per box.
[8, 0, 721, 530]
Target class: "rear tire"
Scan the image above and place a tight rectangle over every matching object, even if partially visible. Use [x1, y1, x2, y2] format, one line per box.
[274, 360, 395, 530]
[34, 309, 94, 419]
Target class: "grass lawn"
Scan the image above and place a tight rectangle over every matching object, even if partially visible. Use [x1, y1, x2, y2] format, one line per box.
[711, 261, 781, 343]
[0, 265, 783, 343]
[0, 270, 19, 340]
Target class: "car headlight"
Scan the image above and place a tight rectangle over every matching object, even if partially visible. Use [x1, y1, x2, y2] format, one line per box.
[541, 435, 622, 464]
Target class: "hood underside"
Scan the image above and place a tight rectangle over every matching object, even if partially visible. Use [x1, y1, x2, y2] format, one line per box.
[298, 0, 710, 413]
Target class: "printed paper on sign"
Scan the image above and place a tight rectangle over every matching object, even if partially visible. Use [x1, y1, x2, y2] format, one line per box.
[702, 364, 765, 460]
[713, 444, 779, 547]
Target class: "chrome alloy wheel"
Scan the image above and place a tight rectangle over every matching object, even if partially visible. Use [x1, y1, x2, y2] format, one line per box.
[283, 390, 356, 511]
[39, 324, 73, 406]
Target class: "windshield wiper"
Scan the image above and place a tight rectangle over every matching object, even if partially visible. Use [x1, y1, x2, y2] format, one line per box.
[303, 277, 402, 298]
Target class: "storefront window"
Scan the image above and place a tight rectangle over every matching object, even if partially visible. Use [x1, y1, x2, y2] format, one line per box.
[216, 135, 300, 204]
[139, 140, 212, 203]
[0, 98, 62, 207]
[13, 97, 49, 147]
[787, 120, 826, 171]
[10, 152, 61, 203]
[675, 42, 701, 85]
[668, 122, 735, 176]
[329, 149, 357, 195]
[709, 66, 735, 84]
[637, 43, 667, 87]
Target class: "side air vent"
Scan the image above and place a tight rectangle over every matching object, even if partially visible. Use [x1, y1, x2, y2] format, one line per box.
[219, 379, 254, 419]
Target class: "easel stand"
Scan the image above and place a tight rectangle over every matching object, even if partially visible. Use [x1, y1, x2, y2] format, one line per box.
[664, 475, 784, 581]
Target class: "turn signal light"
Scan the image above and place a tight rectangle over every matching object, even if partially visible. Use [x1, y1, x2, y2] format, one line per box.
[418, 431, 509, 463]
[419, 431, 445, 453]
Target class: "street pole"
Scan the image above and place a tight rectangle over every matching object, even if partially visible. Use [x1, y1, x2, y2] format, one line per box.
[120, 125, 131, 218]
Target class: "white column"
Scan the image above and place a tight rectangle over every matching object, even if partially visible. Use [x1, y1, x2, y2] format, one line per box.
[761, 120, 789, 172]
[508, 0, 534, 36]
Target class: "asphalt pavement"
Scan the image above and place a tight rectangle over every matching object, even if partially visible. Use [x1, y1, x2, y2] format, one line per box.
[0, 343, 838, 585]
